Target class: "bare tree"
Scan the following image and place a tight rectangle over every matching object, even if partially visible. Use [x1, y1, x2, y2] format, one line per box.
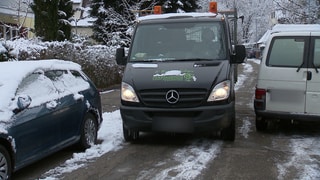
[273, 0, 320, 24]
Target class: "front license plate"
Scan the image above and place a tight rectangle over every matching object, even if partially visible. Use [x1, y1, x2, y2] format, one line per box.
[152, 117, 194, 133]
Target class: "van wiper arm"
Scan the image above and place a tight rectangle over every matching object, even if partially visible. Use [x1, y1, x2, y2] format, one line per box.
[173, 58, 220, 62]
[296, 61, 304, 72]
[312, 62, 319, 73]
[296, 61, 319, 73]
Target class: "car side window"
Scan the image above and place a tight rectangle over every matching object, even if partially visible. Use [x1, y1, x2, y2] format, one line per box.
[267, 38, 305, 67]
[16, 71, 59, 107]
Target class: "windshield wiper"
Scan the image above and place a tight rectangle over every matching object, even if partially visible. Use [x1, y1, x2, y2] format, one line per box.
[133, 59, 165, 62]
[312, 62, 319, 73]
[296, 61, 319, 73]
[296, 61, 304, 72]
[172, 58, 218, 61]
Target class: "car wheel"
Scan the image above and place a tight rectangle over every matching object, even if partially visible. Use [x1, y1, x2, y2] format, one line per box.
[123, 124, 139, 142]
[220, 116, 235, 141]
[256, 117, 268, 131]
[0, 145, 11, 180]
[79, 113, 98, 149]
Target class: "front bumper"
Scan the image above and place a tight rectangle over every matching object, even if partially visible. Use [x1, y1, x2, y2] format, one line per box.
[120, 102, 235, 133]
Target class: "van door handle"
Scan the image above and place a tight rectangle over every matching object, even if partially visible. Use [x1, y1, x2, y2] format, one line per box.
[307, 71, 312, 80]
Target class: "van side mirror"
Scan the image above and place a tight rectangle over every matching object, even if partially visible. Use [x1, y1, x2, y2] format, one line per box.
[116, 48, 127, 65]
[231, 45, 246, 64]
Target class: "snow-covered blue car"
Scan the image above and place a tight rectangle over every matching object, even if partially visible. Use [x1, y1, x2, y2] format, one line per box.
[0, 60, 103, 179]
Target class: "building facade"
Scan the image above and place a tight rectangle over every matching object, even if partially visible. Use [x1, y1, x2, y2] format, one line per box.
[0, 0, 94, 40]
[0, 0, 35, 39]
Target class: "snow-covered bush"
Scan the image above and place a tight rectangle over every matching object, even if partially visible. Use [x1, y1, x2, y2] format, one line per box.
[0, 38, 123, 89]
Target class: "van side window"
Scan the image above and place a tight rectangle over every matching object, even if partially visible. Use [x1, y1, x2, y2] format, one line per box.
[313, 39, 320, 67]
[267, 38, 305, 67]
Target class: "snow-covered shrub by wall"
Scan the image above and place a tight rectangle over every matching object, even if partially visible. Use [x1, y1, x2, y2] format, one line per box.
[0, 38, 123, 89]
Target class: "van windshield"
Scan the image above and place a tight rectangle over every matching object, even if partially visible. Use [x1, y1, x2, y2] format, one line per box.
[129, 22, 226, 62]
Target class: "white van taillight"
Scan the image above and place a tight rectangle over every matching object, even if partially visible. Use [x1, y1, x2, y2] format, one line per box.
[254, 88, 266, 110]
[255, 88, 266, 100]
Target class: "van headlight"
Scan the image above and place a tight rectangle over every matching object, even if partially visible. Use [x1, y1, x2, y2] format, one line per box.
[207, 80, 230, 102]
[121, 82, 139, 102]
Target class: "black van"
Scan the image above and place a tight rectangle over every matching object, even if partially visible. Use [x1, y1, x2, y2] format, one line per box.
[116, 13, 246, 141]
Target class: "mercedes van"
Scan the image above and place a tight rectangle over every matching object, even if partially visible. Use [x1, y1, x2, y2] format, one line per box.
[254, 24, 320, 130]
[116, 12, 246, 141]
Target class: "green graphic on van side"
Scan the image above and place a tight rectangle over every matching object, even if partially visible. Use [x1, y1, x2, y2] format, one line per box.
[153, 70, 197, 82]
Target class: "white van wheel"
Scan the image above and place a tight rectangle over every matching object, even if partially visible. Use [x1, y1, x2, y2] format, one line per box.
[256, 117, 268, 131]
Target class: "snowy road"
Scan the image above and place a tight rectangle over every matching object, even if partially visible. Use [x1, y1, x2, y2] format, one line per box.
[13, 59, 320, 179]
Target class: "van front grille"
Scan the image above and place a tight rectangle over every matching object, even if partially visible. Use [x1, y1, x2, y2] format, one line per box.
[139, 88, 208, 108]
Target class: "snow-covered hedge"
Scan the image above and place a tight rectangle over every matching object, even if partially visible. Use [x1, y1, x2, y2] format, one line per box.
[0, 39, 123, 89]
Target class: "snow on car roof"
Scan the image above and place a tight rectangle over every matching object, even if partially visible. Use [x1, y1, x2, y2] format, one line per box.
[138, 12, 217, 21]
[0, 59, 82, 122]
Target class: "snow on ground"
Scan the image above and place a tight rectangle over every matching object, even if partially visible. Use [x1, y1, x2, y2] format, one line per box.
[39, 60, 252, 179]
[41, 110, 124, 179]
[137, 140, 222, 180]
[156, 141, 221, 179]
[236, 59, 257, 139]
[238, 116, 252, 139]
[277, 137, 320, 180]
[39, 59, 252, 179]
[39, 59, 320, 179]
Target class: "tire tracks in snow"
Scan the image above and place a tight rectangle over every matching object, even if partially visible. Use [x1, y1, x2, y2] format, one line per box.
[137, 139, 222, 180]
[136, 61, 255, 179]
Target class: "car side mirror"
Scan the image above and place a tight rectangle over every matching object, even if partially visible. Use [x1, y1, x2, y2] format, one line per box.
[231, 45, 246, 64]
[17, 95, 32, 110]
[116, 48, 127, 65]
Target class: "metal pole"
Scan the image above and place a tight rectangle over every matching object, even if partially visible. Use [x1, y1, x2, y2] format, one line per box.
[234, 0, 237, 44]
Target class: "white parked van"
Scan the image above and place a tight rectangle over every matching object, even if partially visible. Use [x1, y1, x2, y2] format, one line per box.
[254, 24, 320, 131]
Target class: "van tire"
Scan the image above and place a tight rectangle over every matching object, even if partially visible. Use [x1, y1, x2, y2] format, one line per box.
[221, 116, 235, 141]
[123, 124, 139, 142]
[256, 117, 268, 131]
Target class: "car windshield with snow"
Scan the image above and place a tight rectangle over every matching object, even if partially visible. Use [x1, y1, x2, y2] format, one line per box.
[0, 60, 103, 179]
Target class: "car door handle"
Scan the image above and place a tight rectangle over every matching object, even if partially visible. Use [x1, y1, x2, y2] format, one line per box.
[307, 71, 312, 81]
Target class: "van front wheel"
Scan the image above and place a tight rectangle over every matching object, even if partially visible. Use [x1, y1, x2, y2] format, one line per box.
[123, 124, 139, 142]
[221, 117, 235, 141]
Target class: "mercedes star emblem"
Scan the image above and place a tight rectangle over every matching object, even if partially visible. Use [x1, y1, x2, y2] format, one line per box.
[166, 90, 179, 104]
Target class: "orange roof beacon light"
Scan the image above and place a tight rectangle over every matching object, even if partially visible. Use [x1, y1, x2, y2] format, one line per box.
[153, 5, 162, 14]
[209, 1, 217, 13]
